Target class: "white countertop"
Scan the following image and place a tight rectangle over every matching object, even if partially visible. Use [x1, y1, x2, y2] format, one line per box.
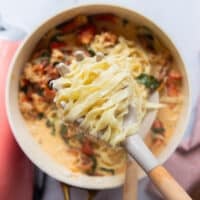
[0, 0, 199, 199]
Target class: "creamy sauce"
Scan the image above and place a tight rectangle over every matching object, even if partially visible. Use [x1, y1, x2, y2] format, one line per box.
[27, 120, 78, 171]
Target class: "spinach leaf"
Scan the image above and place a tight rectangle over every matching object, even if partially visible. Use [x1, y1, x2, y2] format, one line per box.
[37, 112, 44, 120]
[60, 124, 68, 137]
[20, 85, 28, 93]
[136, 73, 160, 90]
[91, 156, 97, 172]
[86, 155, 97, 175]
[46, 119, 53, 127]
[151, 127, 165, 134]
[100, 167, 115, 175]
[75, 132, 84, 141]
[46, 119, 56, 135]
[40, 50, 50, 58]
[136, 26, 158, 52]
[87, 48, 96, 57]
[37, 88, 44, 96]
[51, 124, 56, 135]
[50, 33, 64, 42]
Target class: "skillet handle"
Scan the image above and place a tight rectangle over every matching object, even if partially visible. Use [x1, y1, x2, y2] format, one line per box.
[149, 166, 192, 200]
[61, 183, 70, 200]
[61, 184, 97, 200]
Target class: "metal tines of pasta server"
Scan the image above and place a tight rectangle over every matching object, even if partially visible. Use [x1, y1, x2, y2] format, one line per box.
[56, 63, 70, 77]
[74, 50, 85, 61]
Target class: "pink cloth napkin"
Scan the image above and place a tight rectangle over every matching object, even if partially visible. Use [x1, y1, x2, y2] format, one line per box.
[0, 39, 34, 200]
[148, 98, 200, 198]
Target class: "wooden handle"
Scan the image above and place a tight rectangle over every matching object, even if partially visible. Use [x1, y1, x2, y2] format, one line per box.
[61, 183, 70, 200]
[148, 166, 192, 200]
[123, 160, 138, 200]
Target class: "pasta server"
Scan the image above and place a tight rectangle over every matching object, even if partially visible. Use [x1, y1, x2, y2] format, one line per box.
[123, 92, 191, 200]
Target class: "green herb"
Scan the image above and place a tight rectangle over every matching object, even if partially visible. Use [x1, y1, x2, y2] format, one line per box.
[50, 33, 63, 42]
[136, 73, 160, 90]
[151, 127, 165, 134]
[122, 18, 129, 26]
[51, 123, 56, 135]
[41, 51, 50, 58]
[37, 88, 44, 96]
[60, 124, 68, 136]
[46, 119, 56, 135]
[100, 167, 114, 175]
[20, 86, 28, 93]
[137, 26, 154, 40]
[37, 112, 44, 120]
[46, 119, 53, 127]
[87, 48, 96, 57]
[52, 61, 60, 66]
[75, 132, 84, 141]
[137, 26, 155, 51]
[85, 155, 97, 175]
[91, 155, 97, 172]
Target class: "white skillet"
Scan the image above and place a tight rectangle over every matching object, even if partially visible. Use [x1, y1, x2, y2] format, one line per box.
[6, 4, 191, 190]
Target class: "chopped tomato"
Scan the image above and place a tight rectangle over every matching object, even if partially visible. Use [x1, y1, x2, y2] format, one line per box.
[94, 14, 117, 24]
[50, 41, 66, 49]
[166, 83, 178, 97]
[44, 88, 56, 100]
[20, 95, 29, 103]
[77, 25, 96, 45]
[166, 70, 181, 97]
[81, 139, 93, 156]
[168, 69, 182, 81]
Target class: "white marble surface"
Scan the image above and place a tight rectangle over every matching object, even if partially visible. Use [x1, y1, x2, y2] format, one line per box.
[0, 0, 199, 199]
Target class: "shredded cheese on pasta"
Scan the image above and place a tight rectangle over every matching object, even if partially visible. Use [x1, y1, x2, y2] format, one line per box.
[53, 36, 157, 146]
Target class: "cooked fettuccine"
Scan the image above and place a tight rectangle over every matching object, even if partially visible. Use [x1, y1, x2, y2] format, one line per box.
[52, 37, 159, 146]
